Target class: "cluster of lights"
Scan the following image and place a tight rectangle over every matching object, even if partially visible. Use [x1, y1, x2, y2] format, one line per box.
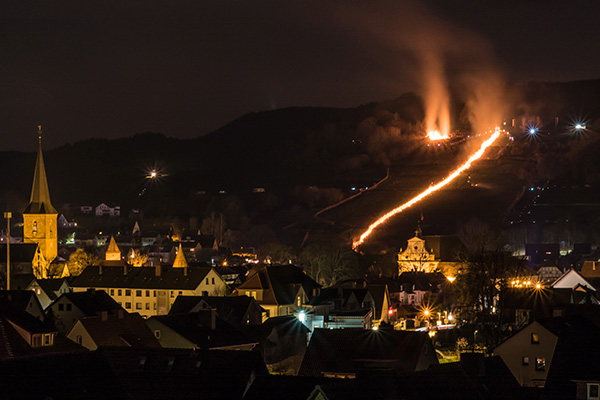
[510, 279, 542, 289]
[353, 127, 503, 249]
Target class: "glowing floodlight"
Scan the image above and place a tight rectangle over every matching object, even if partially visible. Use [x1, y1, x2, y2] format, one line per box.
[529, 128, 537, 135]
[298, 311, 306, 323]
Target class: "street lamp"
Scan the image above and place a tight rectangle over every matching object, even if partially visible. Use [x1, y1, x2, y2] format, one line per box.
[4, 212, 11, 290]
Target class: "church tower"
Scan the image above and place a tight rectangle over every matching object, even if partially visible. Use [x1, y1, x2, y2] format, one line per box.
[23, 126, 57, 278]
[105, 236, 122, 261]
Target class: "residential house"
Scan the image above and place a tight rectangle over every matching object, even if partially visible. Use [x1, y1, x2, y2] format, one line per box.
[298, 328, 438, 378]
[67, 312, 161, 350]
[241, 315, 310, 375]
[551, 268, 596, 291]
[48, 289, 125, 332]
[95, 203, 120, 217]
[0, 243, 40, 277]
[71, 265, 226, 316]
[232, 265, 320, 319]
[396, 271, 446, 307]
[146, 310, 256, 350]
[169, 295, 266, 327]
[0, 290, 45, 321]
[495, 316, 600, 394]
[26, 277, 72, 309]
[0, 301, 81, 360]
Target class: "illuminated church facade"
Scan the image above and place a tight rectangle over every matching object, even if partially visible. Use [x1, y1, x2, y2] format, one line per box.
[22, 127, 58, 278]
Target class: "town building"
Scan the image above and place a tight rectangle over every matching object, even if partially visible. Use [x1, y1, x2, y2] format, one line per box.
[71, 264, 226, 316]
[397, 227, 464, 277]
[22, 127, 58, 279]
[232, 265, 320, 319]
[67, 311, 161, 350]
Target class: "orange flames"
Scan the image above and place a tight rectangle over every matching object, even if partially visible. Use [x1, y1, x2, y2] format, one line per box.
[352, 127, 503, 250]
[427, 130, 450, 141]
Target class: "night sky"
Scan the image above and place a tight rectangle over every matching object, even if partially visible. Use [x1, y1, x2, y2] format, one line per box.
[1, 0, 599, 151]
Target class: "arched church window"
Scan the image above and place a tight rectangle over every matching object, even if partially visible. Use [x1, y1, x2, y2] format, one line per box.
[33, 221, 38, 233]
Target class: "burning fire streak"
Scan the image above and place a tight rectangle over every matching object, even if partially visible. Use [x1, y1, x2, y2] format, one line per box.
[352, 127, 503, 250]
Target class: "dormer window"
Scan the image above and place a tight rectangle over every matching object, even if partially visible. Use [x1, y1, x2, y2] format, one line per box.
[33, 221, 38, 233]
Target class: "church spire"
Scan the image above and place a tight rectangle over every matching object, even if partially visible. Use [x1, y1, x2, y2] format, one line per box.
[172, 243, 189, 268]
[24, 126, 57, 214]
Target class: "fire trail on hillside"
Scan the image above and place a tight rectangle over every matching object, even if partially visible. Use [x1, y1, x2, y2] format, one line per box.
[352, 127, 504, 250]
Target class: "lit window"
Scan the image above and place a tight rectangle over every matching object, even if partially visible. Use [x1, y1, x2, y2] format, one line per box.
[531, 333, 540, 344]
[522, 356, 529, 365]
[43, 333, 52, 346]
[33, 221, 37, 233]
[588, 383, 599, 400]
[535, 358, 545, 371]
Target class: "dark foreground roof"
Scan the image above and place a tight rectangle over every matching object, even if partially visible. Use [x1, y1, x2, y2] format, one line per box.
[72, 265, 214, 290]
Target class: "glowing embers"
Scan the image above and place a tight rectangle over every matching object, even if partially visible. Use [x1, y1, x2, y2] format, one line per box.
[427, 130, 450, 141]
[352, 127, 503, 250]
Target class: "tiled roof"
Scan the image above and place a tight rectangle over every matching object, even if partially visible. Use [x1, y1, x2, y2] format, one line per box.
[0, 244, 38, 263]
[72, 265, 215, 290]
[73, 313, 161, 349]
[151, 311, 254, 349]
[58, 290, 124, 316]
[298, 328, 433, 377]
[169, 295, 264, 328]
[99, 346, 268, 400]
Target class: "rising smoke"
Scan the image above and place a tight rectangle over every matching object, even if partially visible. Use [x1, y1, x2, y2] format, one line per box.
[337, 0, 507, 136]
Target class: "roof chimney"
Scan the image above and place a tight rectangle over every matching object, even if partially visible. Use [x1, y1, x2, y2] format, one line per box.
[155, 264, 162, 277]
[100, 311, 108, 321]
[184, 266, 188, 277]
[123, 265, 128, 275]
[99, 265, 103, 275]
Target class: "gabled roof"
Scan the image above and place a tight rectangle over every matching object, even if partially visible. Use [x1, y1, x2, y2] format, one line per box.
[0, 351, 128, 398]
[298, 328, 434, 377]
[0, 302, 81, 360]
[551, 268, 595, 291]
[99, 347, 268, 400]
[71, 265, 216, 290]
[169, 295, 265, 328]
[71, 313, 161, 349]
[0, 243, 38, 263]
[0, 290, 43, 319]
[54, 290, 124, 316]
[23, 131, 57, 215]
[237, 265, 320, 305]
[150, 311, 255, 349]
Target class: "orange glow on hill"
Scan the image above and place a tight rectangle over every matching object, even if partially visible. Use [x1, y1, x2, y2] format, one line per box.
[352, 127, 503, 250]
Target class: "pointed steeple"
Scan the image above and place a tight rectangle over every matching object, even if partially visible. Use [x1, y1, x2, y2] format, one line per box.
[172, 243, 189, 268]
[24, 126, 57, 214]
[105, 236, 122, 261]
